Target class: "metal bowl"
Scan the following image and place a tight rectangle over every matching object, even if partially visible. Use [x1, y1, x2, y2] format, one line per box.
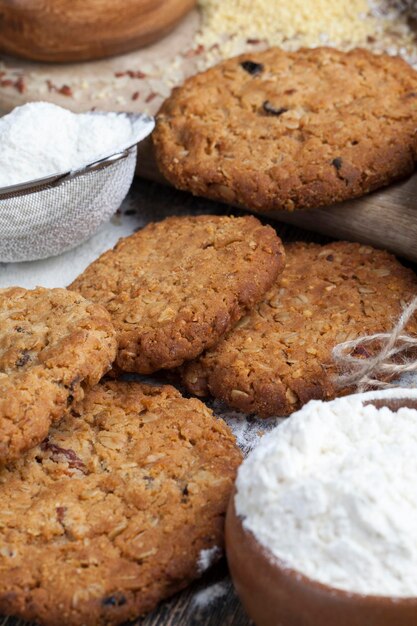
[0, 112, 154, 262]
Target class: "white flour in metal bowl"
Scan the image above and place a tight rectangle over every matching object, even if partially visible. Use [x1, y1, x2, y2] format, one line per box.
[0, 102, 139, 187]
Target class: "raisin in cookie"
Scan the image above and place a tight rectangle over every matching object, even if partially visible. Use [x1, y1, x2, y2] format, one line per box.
[153, 47, 417, 211]
[182, 242, 417, 417]
[0, 287, 116, 465]
[0, 381, 241, 626]
[70, 215, 285, 374]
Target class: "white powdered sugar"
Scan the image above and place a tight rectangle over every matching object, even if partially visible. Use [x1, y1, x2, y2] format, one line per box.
[235, 388, 417, 597]
[0, 102, 138, 187]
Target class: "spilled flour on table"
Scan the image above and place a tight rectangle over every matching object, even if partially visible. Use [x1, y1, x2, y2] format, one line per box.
[192, 582, 228, 608]
[209, 399, 283, 456]
[197, 546, 222, 574]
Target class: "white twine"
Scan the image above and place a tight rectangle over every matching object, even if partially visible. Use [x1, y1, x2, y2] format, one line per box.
[332, 296, 417, 392]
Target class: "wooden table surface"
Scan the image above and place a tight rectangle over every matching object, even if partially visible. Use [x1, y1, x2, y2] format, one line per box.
[1, 178, 413, 626]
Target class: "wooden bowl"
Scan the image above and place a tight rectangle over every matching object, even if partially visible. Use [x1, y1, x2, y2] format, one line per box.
[0, 0, 196, 63]
[226, 389, 417, 626]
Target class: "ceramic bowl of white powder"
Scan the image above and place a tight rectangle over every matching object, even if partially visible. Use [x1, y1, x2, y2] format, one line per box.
[226, 388, 417, 626]
[0, 102, 155, 262]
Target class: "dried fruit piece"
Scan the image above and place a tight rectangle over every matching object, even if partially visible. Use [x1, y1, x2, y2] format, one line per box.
[332, 157, 343, 170]
[262, 101, 288, 116]
[240, 60, 264, 75]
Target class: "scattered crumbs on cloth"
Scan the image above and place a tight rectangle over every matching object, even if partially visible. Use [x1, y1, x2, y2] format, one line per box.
[196, 0, 410, 63]
[192, 582, 228, 608]
[193, 0, 417, 71]
[197, 546, 222, 574]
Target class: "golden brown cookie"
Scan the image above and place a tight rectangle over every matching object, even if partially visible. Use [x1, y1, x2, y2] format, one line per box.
[0, 287, 116, 465]
[70, 215, 285, 374]
[153, 47, 417, 211]
[0, 381, 241, 626]
[182, 242, 417, 417]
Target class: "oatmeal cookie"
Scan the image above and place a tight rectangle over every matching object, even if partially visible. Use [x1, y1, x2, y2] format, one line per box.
[0, 287, 116, 465]
[0, 381, 241, 626]
[182, 242, 417, 416]
[153, 47, 417, 211]
[70, 215, 285, 374]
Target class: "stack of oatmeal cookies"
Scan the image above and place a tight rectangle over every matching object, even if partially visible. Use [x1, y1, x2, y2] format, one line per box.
[2, 44, 417, 626]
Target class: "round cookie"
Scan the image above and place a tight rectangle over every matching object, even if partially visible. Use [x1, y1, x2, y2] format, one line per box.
[0, 287, 116, 465]
[182, 242, 417, 417]
[69, 214, 285, 374]
[153, 47, 417, 212]
[0, 381, 242, 626]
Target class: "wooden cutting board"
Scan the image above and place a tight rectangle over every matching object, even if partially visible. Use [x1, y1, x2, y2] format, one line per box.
[0, 8, 417, 263]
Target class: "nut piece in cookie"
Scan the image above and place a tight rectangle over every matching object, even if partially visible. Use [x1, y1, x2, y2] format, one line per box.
[70, 215, 285, 374]
[182, 242, 417, 417]
[0, 287, 117, 465]
[0, 381, 242, 626]
[153, 47, 417, 211]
